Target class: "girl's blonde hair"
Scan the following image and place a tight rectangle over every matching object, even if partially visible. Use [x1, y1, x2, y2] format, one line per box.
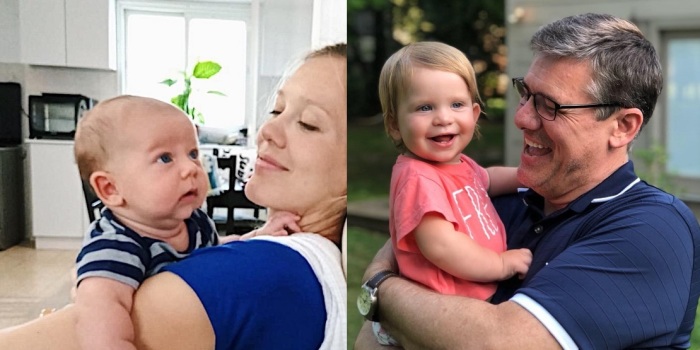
[378, 41, 483, 151]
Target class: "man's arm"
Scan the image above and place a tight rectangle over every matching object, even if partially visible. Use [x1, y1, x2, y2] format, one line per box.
[486, 166, 520, 197]
[355, 240, 560, 350]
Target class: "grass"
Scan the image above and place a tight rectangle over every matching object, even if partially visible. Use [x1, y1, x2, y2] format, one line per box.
[346, 226, 389, 349]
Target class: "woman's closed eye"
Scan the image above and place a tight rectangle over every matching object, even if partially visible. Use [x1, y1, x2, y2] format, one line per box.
[298, 121, 319, 132]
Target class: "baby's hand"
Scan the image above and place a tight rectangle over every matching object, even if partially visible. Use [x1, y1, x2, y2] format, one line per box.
[501, 248, 532, 280]
[256, 211, 301, 236]
[235, 211, 301, 241]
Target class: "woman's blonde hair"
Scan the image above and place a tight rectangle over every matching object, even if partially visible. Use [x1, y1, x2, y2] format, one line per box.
[378, 41, 483, 151]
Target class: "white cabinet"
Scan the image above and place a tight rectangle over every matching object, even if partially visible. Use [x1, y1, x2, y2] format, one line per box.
[27, 140, 88, 250]
[19, 0, 116, 70]
[0, 0, 21, 63]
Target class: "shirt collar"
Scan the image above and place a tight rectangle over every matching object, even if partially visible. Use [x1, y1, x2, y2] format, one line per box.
[523, 161, 640, 214]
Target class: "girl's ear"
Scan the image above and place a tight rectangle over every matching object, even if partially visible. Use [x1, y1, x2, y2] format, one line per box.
[89, 171, 124, 207]
[386, 115, 402, 144]
[473, 102, 482, 122]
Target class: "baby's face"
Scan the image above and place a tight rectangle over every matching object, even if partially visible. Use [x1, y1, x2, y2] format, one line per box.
[107, 104, 208, 231]
[394, 66, 480, 164]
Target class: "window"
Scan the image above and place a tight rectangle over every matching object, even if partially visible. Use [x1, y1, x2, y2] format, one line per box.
[118, 1, 251, 133]
[665, 34, 700, 178]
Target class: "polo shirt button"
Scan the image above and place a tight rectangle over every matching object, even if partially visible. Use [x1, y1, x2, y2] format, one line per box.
[534, 225, 543, 234]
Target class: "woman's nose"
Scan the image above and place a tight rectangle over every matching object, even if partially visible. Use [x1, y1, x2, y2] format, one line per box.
[257, 116, 286, 148]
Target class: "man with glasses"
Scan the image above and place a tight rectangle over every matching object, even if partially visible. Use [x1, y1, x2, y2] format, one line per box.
[356, 13, 700, 349]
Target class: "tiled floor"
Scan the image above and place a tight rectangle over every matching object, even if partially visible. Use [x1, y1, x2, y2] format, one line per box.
[0, 242, 76, 329]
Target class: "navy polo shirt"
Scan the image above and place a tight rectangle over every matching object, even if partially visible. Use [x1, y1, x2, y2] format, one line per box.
[491, 161, 700, 349]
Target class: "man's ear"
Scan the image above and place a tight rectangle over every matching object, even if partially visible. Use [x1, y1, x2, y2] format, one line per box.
[609, 108, 643, 149]
[89, 171, 124, 207]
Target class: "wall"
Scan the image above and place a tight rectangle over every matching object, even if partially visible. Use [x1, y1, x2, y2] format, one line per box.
[0, 0, 19, 63]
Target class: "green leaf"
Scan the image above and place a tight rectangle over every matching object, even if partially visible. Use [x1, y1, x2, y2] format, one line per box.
[160, 78, 177, 86]
[207, 90, 226, 96]
[193, 109, 205, 124]
[171, 94, 187, 110]
[192, 61, 222, 79]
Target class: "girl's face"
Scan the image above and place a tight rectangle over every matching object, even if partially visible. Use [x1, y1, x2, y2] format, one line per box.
[391, 66, 481, 164]
[245, 55, 347, 217]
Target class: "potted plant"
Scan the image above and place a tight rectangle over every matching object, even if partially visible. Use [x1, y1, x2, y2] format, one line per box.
[160, 60, 225, 124]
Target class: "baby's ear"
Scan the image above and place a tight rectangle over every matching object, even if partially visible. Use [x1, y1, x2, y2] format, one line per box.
[386, 117, 402, 143]
[89, 171, 124, 206]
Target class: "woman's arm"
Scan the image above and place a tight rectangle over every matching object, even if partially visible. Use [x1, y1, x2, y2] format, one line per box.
[486, 166, 520, 197]
[356, 240, 560, 349]
[132, 272, 215, 350]
[0, 273, 214, 350]
[414, 214, 531, 282]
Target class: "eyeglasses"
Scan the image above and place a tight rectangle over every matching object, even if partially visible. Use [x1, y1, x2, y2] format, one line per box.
[512, 77, 624, 121]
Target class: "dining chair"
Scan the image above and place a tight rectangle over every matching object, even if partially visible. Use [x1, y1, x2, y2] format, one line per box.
[206, 155, 265, 235]
[81, 179, 104, 222]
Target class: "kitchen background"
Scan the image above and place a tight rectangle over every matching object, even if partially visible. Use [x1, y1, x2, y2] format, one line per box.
[0, 0, 346, 248]
[0, 0, 346, 328]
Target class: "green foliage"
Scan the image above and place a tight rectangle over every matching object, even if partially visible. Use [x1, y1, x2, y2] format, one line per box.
[160, 60, 225, 124]
[348, 0, 389, 11]
[633, 142, 680, 194]
[347, 0, 507, 119]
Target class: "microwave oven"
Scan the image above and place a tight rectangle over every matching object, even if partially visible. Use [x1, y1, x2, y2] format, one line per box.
[29, 93, 97, 139]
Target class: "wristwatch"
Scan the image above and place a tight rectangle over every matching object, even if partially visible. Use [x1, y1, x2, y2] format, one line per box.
[357, 270, 398, 322]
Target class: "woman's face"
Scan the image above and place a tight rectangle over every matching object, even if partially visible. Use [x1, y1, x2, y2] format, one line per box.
[246, 55, 347, 216]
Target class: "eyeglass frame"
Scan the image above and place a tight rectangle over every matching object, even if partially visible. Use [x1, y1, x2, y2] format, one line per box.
[512, 77, 625, 121]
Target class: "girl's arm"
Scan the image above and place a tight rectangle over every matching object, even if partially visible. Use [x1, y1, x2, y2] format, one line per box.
[414, 213, 531, 282]
[486, 166, 521, 197]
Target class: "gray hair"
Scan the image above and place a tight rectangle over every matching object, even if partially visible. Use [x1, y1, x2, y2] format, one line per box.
[531, 13, 662, 129]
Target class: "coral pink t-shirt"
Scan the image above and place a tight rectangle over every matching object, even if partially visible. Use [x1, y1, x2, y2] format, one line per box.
[389, 154, 507, 300]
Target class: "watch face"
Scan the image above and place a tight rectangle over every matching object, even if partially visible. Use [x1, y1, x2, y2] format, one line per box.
[357, 287, 372, 316]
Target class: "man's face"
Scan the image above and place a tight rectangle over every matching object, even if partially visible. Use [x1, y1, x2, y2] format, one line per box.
[514, 55, 620, 209]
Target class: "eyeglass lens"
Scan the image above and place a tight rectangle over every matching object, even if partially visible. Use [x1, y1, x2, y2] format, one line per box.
[513, 79, 557, 121]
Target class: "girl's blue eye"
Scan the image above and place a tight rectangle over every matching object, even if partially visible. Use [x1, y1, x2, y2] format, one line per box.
[188, 149, 199, 160]
[452, 102, 465, 109]
[158, 154, 173, 163]
[418, 105, 432, 112]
